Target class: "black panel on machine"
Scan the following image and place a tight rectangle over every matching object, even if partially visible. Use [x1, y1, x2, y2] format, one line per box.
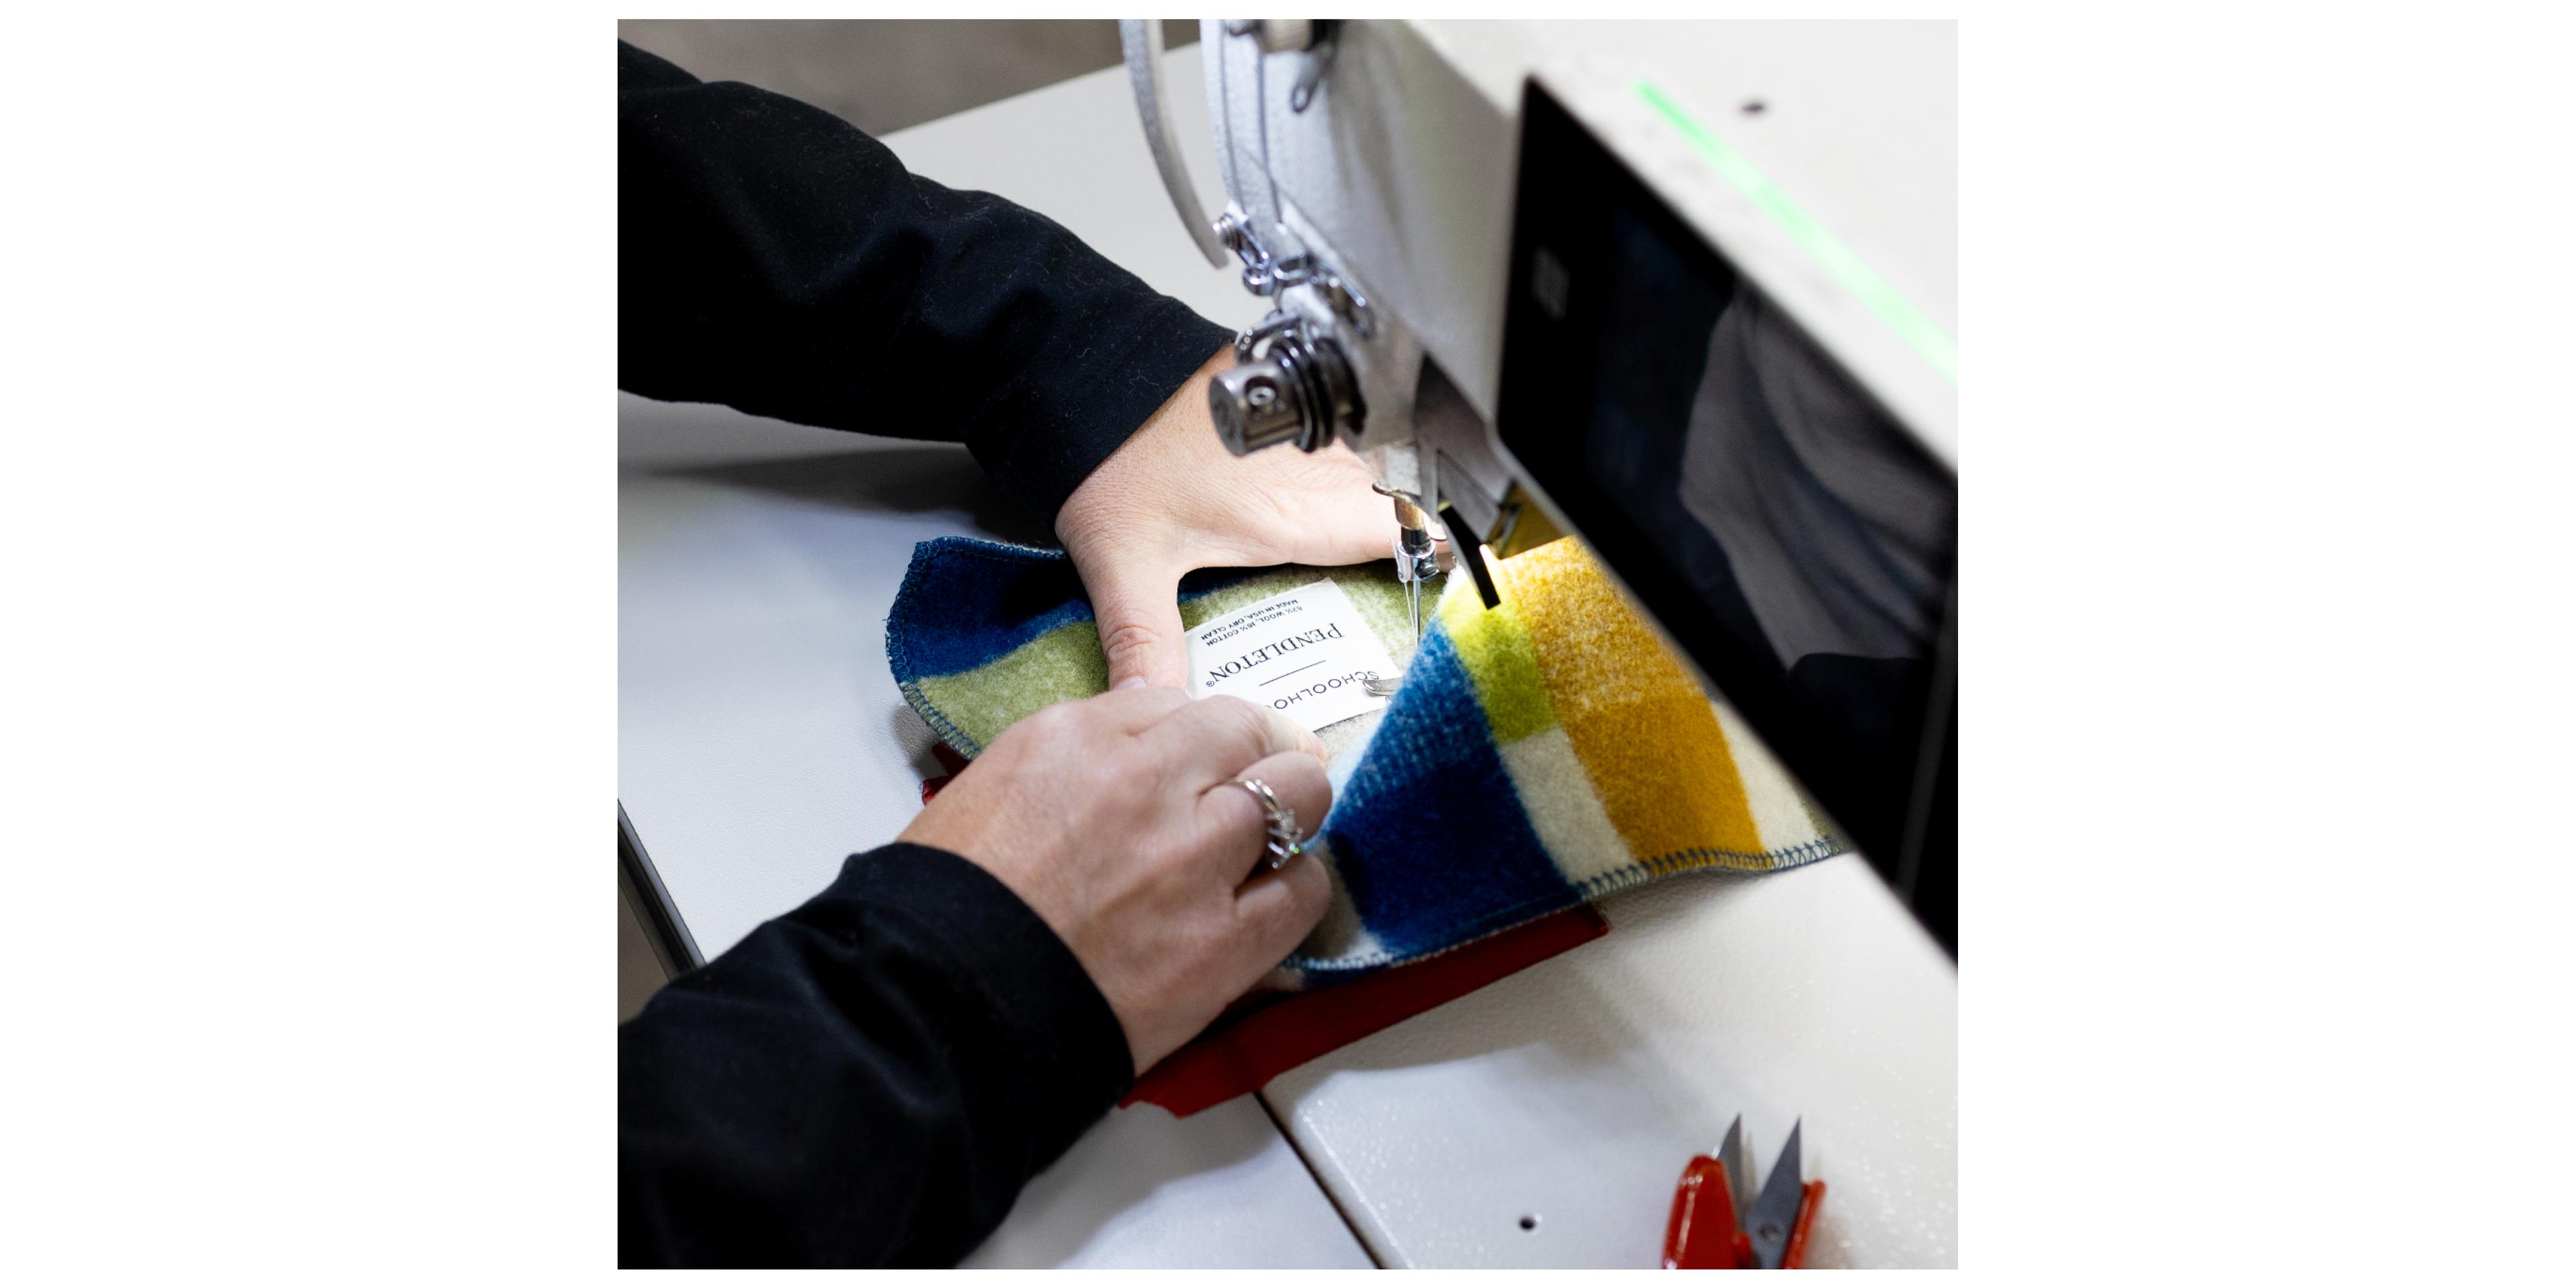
[1496, 83, 1957, 955]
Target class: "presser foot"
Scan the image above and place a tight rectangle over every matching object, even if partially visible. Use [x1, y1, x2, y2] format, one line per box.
[1366, 486, 1444, 698]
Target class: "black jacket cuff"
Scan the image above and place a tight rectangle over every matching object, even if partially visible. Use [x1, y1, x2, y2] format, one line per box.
[967, 306, 1230, 529]
[827, 842, 1136, 1118]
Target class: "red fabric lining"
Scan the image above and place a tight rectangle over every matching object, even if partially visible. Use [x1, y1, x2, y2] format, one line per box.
[918, 743, 971, 804]
[1122, 906, 1611, 1117]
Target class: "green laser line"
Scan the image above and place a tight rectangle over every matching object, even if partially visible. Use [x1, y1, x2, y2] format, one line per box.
[1635, 80, 1956, 385]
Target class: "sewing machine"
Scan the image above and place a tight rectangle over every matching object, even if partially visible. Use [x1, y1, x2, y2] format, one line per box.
[1122, 19, 1957, 952]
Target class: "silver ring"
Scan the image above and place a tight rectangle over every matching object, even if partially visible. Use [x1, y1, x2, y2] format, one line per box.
[1230, 777, 1305, 871]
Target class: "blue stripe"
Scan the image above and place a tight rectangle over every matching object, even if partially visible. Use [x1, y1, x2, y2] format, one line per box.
[1315, 626, 1575, 960]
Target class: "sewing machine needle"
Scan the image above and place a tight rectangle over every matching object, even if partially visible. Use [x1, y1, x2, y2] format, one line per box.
[1369, 491, 1438, 698]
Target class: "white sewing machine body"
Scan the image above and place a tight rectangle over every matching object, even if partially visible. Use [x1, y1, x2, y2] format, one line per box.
[1169, 19, 1954, 460]
[1128, 19, 1958, 949]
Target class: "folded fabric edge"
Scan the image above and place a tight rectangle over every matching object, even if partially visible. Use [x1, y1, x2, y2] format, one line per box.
[897, 676, 988, 760]
[884, 539, 1024, 759]
[1286, 836, 1849, 977]
[1286, 884, 1583, 978]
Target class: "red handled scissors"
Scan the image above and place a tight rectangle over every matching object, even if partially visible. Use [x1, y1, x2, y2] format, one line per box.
[1662, 1117, 1823, 1269]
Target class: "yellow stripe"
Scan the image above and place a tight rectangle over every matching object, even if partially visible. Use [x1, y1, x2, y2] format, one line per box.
[1497, 541, 1766, 859]
[1708, 697, 1824, 853]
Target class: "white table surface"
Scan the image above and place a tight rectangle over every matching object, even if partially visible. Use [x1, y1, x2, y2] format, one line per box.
[622, 35, 1955, 1269]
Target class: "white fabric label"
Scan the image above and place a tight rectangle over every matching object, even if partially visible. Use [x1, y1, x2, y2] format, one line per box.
[1184, 579, 1398, 731]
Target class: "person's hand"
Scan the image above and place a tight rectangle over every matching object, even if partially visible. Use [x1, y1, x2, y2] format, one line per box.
[898, 685, 1334, 1075]
[1055, 350, 1396, 690]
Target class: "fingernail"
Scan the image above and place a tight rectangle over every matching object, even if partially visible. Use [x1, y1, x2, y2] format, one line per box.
[1116, 676, 1150, 690]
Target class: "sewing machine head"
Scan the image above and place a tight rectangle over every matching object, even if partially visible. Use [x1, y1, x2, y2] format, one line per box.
[1127, 19, 1957, 952]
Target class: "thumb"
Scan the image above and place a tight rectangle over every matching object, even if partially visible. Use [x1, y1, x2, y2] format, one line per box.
[1080, 553, 1189, 690]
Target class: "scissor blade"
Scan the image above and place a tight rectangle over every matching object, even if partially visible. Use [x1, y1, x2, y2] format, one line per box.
[1744, 1119, 1805, 1269]
[1715, 1116, 1750, 1219]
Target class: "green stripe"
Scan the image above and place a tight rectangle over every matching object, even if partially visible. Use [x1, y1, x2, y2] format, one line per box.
[1635, 80, 1956, 384]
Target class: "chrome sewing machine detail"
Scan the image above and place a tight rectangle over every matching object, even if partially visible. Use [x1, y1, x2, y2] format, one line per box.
[1121, 17, 1556, 691]
[1202, 211, 1439, 696]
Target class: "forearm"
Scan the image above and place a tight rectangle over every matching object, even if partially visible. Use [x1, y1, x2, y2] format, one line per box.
[617, 843, 1132, 1268]
[615, 40, 1230, 525]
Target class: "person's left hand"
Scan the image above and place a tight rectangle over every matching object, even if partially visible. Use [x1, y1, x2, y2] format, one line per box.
[1056, 349, 1397, 690]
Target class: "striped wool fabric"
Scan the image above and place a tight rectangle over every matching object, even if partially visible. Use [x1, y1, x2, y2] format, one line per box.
[887, 536, 1843, 985]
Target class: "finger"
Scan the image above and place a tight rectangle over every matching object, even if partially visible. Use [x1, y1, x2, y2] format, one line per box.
[1233, 840, 1333, 963]
[1144, 694, 1324, 787]
[1198, 747, 1332, 881]
[1074, 682, 1191, 735]
[1076, 550, 1189, 691]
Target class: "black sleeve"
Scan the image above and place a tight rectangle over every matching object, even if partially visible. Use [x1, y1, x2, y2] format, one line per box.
[618, 40, 1232, 527]
[619, 843, 1135, 1268]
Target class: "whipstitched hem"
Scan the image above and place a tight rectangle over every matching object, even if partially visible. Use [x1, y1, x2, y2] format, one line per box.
[1283, 835, 1847, 977]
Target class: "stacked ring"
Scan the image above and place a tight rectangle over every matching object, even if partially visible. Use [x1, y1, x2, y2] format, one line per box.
[1229, 777, 1305, 872]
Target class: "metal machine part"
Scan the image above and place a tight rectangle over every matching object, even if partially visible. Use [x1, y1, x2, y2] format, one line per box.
[1407, 360, 1562, 611]
[1208, 313, 1362, 456]
[1205, 203, 1373, 458]
[1214, 207, 1374, 333]
[1219, 18, 1340, 111]
[1438, 502, 1501, 610]
[1117, 20, 1228, 268]
[1371, 486, 1442, 694]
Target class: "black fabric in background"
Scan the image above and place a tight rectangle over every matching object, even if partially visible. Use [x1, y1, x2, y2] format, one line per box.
[617, 40, 1232, 527]
[616, 40, 1231, 1266]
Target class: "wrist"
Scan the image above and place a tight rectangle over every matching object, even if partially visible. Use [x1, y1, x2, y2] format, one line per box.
[1053, 349, 1228, 546]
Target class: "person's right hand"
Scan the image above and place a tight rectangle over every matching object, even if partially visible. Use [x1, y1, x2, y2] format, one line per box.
[898, 684, 1335, 1075]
